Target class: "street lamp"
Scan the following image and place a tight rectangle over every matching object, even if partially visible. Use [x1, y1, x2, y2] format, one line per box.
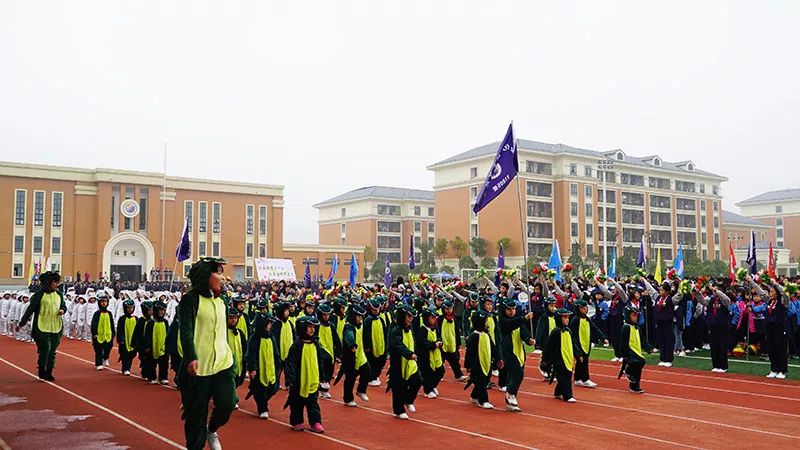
[597, 159, 615, 273]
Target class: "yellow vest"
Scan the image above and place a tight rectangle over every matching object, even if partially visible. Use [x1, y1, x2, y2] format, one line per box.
[279, 320, 293, 361]
[236, 316, 249, 342]
[318, 325, 334, 358]
[354, 325, 368, 369]
[511, 328, 525, 366]
[299, 343, 320, 398]
[194, 296, 233, 376]
[477, 332, 491, 376]
[441, 319, 456, 353]
[561, 330, 574, 370]
[259, 338, 276, 386]
[401, 329, 418, 380]
[38, 292, 63, 333]
[548, 316, 556, 334]
[336, 316, 345, 341]
[579, 318, 591, 354]
[96, 313, 112, 343]
[227, 328, 243, 377]
[486, 316, 496, 344]
[427, 328, 443, 370]
[152, 321, 167, 359]
[629, 325, 643, 358]
[123, 316, 136, 352]
[370, 319, 385, 356]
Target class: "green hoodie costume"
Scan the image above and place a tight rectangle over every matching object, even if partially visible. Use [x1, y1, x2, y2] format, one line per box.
[18, 272, 66, 380]
[245, 312, 281, 415]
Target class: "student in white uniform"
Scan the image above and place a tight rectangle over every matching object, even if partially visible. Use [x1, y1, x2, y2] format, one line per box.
[17, 292, 33, 342]
[73, 295, 88, 340]
[0, 291, 12, 336]
[83, 293, 99, 341]
[8, 293, 21, 338]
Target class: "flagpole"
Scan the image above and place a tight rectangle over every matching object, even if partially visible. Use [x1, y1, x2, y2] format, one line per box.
[512, 136, 533, 338]
[161, 142, 167, 281]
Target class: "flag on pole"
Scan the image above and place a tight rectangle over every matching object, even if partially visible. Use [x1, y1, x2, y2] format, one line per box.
[768, 241, 776, 279]
[326, 254, 339, 287]
[408, 234, 415, 270]
[349, 253, 359, 285]
[729, 243, 737, 282]
[548, 240, 563, 282]
[636, 234, 647, 268]
[384, 255, 392, 287]
[746, 230, 757, 274]
[27, 258, 35, 285]
[304, 259, 312, 288]
[498, 243, 505, 269]
[44, 255, 52, 273]
[176, 217, 191, 262]
[654, 248, 663, 284]
[472, 123, 519, 214]
[608, 247, 617, 279]
[674, 245, 685, 279]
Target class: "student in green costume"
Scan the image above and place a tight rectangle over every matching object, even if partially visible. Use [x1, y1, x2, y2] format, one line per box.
[620, 304, 651, 394]
[464, 309, 497, 409]
[337, 303, 371, 407]
[498, 298, 535, 412]
[271, 301, 295, 388]
[226, 307, 248, 388]
[542, 308, 579, 403]
[570, 299, 608, 388]
[231, 297, 249, 343]
[333, 298, 347, 343]
[387, 305, 421, 419]
[18, 271, 66, 381]
[461, 294, 480, 341]
[535, 297, 558, 378]
[438, 300, 467, 381]
[90, 291, 115, 371]
[416, 307, 444, 399]
[285, 315, 328, 433]
[116, 299, 138, 376]
[143, 301, 170, 385]
[177, 258, 236, 450]
[315, 302, 341, 399]
[363, 298, 388, 387]
[133, 301, 153, 380]
[245, 312, 281, 419]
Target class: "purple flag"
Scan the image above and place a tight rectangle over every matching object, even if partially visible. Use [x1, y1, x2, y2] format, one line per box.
[472, 123, 518, 214]
[304, 259, 312, 288]
[384, 255, 392, 286]
[498, 243, 505, 269]
[746, 230, 757, 274]
[408, 234, 416, 270]
[176, 217, 191, 262]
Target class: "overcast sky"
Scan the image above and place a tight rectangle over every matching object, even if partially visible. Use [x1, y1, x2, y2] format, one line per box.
[2, 1, 798, 244]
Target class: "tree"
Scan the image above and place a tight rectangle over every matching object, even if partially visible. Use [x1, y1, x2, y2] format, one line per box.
[390, 264, 411, 281]
[497, 237, 512, 255]
[363, 245, 375, 264]
[470, 237, 488, 258]
[369, 259, 384, 281]
[414, 241, 437, 274]
[479, 257, 497, 269]
[440, 265, 455, 275]
[433, 238, 449, 267]
[459, 255, 477, 270]
[615, 254, 636, 277]
[450, 236, 468, 260]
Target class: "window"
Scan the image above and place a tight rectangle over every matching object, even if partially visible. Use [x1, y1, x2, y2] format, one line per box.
[341, 208, 346, 218]
[585, 203, 593, 218]
[470, 167, 478, 178]
[715, 250, 720, 260]
[597, 207, 616, 222]
[377, 236, 401, 248]
[585, 224, 594, 238]
[714, 233, 720, 245]
[258, 206, 267, 235]
[659, 248, 673, 260]
[699, 184, 705, 194]
[124, 187, 134, 230]
[111, 186, 119, 229]
[677, 231, 697, 245]
[676, 214, 696, 228]
[569, 164, 577, 176]
[198, 202, 207, 232]
[139, 189, 148, 230]
[340, 223, 346, 234]
[604, 227, 618, 242]
[414, 236, 421, 247]
[775, 205, 782, 213]
[259, 243, 266, 257]
[621, 192, 644, 206]
[470, 224, 478, 238]
[410, 206, 419, 216]
[712, 185, 720, 195]
[526, 201, 553, 218]
[13, 263, 23, 278]
[414, 222, 421, 232]
[687, 163, 694, 172]
[713, 216, 719, 228]
[377, 221, 401, 233]
[701, 216, 707, 228]
[702, 233, 707, 245]
[378, 252, 401, 263]
[676, 198, 696, 211]
[212, 242, 220, 257]
[713, 201, 719, 212]
[650, 211, 671, 227]
[601, 190, 616, 203]
[14, 236, 23, 253]
[52, 192, 63, 227]
[777, 217, 783, 226]
[620, 173, 644, 186]
[700, 200, 706, 210]
[584, 165, 593, 177]
[675, 181, 696, 193]
[586, 244, 594, 256]
[525, 161, 552, 175]
[616, 151, 625, 161]
[33, 236, 43, 254]
[526, 181, 552, 197]
[570, 202, 578, 217]
[649, 177, 670, 189]
[246, 205, 254, 235]
[428, 222, 434, 233]
[775, 228, 784, 238]
[213, 203, 221, 233]
[428, 237, 435, 246]
[570, 184, 578, 196]
[651, 230, 672, 244]
[33, 191, 44, 226]
[527, 222, 553, 239]
[653, 157, 662, 167]
[623, 228, 645, 243]
[585, 185, 593, 198]
[246, 243, 253, 258]
[51, 237, 61, 254]
[571, 223, 579, 237]
[199, 241, 207, 256]
[14, 189, 27, 225]
[184, 201, 193, 232]
[650, 195, 671, 209]
[597, 171, 617, 184]
[427, 207, 434, 217]
[246, 265, 254, 279]
[470, 186, 478, 200]
[377, 204, 400, 216]
[622, 209, 645, 225]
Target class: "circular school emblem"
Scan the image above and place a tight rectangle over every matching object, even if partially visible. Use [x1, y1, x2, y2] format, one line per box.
[120, 199, 140, 218]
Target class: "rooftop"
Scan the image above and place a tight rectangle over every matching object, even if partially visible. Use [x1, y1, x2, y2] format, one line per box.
[314, 186, 435, 208]
[721, 210, 770, 228]
[427, 139, 726, 179]
[736, 188, 800, 206]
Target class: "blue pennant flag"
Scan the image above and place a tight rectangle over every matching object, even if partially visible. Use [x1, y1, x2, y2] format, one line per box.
[746, 230, 758, 274]
[304, 259, 312, 288]
[548, 240, 563, 282]
[608, 247, 617, 279]
[472, 123, 519, 214]
[326, 254, 339, 287]
[636, 234, 647, 268]
[176, 217, 191, 262]
[674, 245, 685, 279]
[408, 234, 415, 270]
[349, 253, 358, 285]
[384, 255, 392, 287]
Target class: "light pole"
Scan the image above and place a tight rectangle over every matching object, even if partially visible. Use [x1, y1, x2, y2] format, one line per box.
[597, 159, 615, 273]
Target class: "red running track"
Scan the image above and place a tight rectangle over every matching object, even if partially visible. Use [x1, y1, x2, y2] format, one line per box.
[1, 337, 799, 449]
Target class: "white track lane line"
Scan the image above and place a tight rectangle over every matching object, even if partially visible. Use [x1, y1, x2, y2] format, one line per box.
[0, 355, 186, 449]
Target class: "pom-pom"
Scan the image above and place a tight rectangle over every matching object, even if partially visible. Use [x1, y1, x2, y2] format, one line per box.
[634, 268, 647, 280]
[545, 269, 557, 279]
[562, 263, 574, 273]
[757, 270, 771, 284]
[666, 268, 677, 281]
[736, 267, 749, 282]
[679, 280, 693, 295]
[785, 282, 799, 296]
[595, 269, 607, 283]
[476, 268, 487, 279]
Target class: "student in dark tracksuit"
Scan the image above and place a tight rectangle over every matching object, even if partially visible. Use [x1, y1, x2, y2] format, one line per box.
[535, 297, 557, 378]
[644, 279, 680, 367]
[751, 279, 790, 378]
[245, 312, 281, 419]
[465, 309, 498, 409]
[498, 298, 534, 412]
[388, 305, 422, 419]
[337, 304, 371, 406]
[542, 308, 579, 403]
[438, 300, 467, 381]
[18, 271, 66, 382]
[570, 299, 608, 388]
[285, 315, 329, 433]
[116, 299, 138, 375]
[694, 284, 731, 372]
[363, 298, 388, 386]
[620, 304, 652, 393]
[133, 301, 153, 380]
[417, 307, 445, 398]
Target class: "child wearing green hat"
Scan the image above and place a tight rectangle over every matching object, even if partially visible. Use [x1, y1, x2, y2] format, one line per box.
[439, 300, 467, 381]
[337, 304, 371, 406]
[570, 299, 608, 388]
[416, 307, 445, 398]
[541, 308, 579, 403]
[285, 315, 328, 433]
[315, 302, 341, 399]
[226, 307, 248, 388]
[387, 305, 422, 419]
[498, 298, 535, 411]
[621, 304, 651, 393]
[465, 309, 499, 409]
[90, 292, 115, 371]
[116, 299, 138, 376]
[364, 298, 388, 387]
[245, 312, 281, 419]
[143, 301, 170, 385]
[535, 297, 558, 378]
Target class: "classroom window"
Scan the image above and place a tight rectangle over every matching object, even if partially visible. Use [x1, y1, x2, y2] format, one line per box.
[620, 173, 644, 186]
[527, 222, 553, 239]
[33, 236, 43, 254]
[623, 228, 645, 243]
[51, 237, 61, 254]
[428, 222, 435, 233]
[570, 202, 578, 217]
[340, 223, 346, 235]
[341, 208, 346, 218]
[14, 236, 23, 253]
[246, 205, 254, 235]
[213, 203, 221, 233]
[649, 177, 670, 189]
[428, 207, 434, 217]
[377, 204, 400, 216]
[377, 221, 401, 233]
[585, 203, 593, 218]
[139, 189, 148, 230]
[569, 164, 578, 176]
[777, 228, 784, 238]
[676, 214, 696, 228]
[470, 167, 478, 178]
[585, 224, 594, 238]
[650, 211, 671, 227]
[414, 222, 421, 232]
[212, 242, 220, 257]
[525, 161, 552, 175]
[676, 198, 696, 211]
[570, 183, 578, 196]
[199, 241, 207, 256]
[585, 185, 593, 198]
[571, 223, 579, 237]
[185, 201, 193, 232]
[776, 217, 783, 226]
[677, 231, 697, 246]
[34, 191, 44, 226]
[246, 265, 254, 279]
[471, 224, 478, 238]
[527, 201, 552, 218]
[259, 243, 266, 258]
[414, 206, 421, 216]
[52, 192, 63, 227]
[110, 186, 119, 230]
[259, 206, 267, 235]
[584, 165, 593, 177]
[246, 243, 253, 257]
[526, 181, 552, 197]
[124, 187, 134, 230]
[13, 264, 23, 278]
[198, 202, 207, 232]
[621, 192, 644, 206]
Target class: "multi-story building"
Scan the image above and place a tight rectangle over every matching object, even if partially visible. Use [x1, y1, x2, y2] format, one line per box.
[736, 189, 800, 259]
[1, 161, 363, 285]
[315, 186, 435, 265]
[720, 209, 793, 276]
[427, 140, 728, 266]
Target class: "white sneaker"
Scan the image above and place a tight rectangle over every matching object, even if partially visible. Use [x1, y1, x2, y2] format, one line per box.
[480, 402, 494, 409]
[396, 413, 409, 420]
[539, 369, 548, 378]
[610, 357, 620, 362]
[678, 351, 686, 357]
[456, 375, 469, 382]
[207, 431, 222, 450]
[103, 359, 110, 367]
[505, 404, 521, 412]
[368, 379, 381, 387]
[533, 349, 542, 354]
[498, 386, 507, 392]
[259, 412, 269, 419]
[96, 366, 103, 371]
[149, 380, 159, 385]
[123, 370, 131, 376]
[718, 369, 727, 373]
[406, 404, 416, 413]
[663, 362, 672, 368]
[702, 344, 710, 350]
[766, 372, 778, 378]
[711, 368, 720, 373]
[566, 397, 577, 403]
[357, 392, 369, 402]
[574, 380, 585, 387]
[584, 380, 597, 388]
[320, 382, 330, 390]
[471, 399, 479, 405]
[424, 392, 437, 399]
[433, 388, 439, 395]
[321, 391, 332, 399]
[344, 401, 358, 407]
[491, 370, 499, 377]
[657, 362, 666, 367]
[505, 393, 518, 406]
[160, 380, 169, 385]
[776, 373, 786, 379]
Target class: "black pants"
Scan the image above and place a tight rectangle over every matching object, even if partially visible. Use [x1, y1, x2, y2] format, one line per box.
[171, 354, 183, 387]
[469, 371, 489, 404]
[656, 321, 675, 362]
[421, 365, 445, 394]
[119, 346, 137, 373]
[141, 354, 156, 381]
[625, 358, 644, 391]
[179, 366, 237, 450]
[497, 366, 507, 387]
[391, 371, 422, 415]
[709, 327, 729, 370]
[33, 331, 61, 371]
[553, 367, 573, 401]
[608, 315, 623, 357]
[367, 353, 387, 382]
[92, 341, 113, 366]
[289, 391, 321, 426]
[766, 322, 788, 373]
[343, 362, 370, 403]
[504, 358, 524, 396]
[320, 352, 335, 384]
[787, 321, 799, 356]
[155, 354, 169, 381]
[249, 378, 279, 414]
[442, 351, 464, 378]
[574, 354, 590, 382]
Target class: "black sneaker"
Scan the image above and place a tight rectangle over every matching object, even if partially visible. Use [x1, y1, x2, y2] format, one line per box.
[43, 368, 55, 382]
[630, 387, 644, 394]
[37, 367, 46, 381]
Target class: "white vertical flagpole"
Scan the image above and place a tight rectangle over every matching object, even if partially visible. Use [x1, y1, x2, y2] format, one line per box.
[161, 143, 167, 281]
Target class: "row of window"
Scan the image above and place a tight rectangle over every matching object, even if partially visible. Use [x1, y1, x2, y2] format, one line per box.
[372, 204, 434, 217]
[13, 235, 61, 254]
[111, 186, 148, 231]
[375, 221, 435, 234]
[183, 201, 224, 234]
[14, 190, 64, 228]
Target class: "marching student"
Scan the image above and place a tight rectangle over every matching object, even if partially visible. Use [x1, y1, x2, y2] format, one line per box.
[271, 302, 295, 387]
[694, 283, 731, 372]
[284, 315, 328, 433]
[620, 304, 652, 393]
[90, 291, 115, 370]
[83, 292, 99, 342]
[227, 307, 248, 388]
[535, 297, 557, 377]
[116, 299, 138, 376]
[438, 300, 467, 381]
[314, 302, 340, 399]
[644, 279, 680, 367]
[133, 300, 153, 380]
[0, 291, 12, 336]
[597, 281, 623, 361]
[387, 304, 422, 419]
[498, 298, 534, 411]
[569, 299, 608, 388]
[338, 304, 371, 407]
[542, 308, 578, 403]
[417, 307, 445, 399]
[17, 272, 66, 382]
[465, 309, 497, 409]
[143, 301, 170, 385]
[751, 277, 789, 378]
[16, 292, 32, 342]
[363, 298, 388, 387]
[245, 312, 281, 419]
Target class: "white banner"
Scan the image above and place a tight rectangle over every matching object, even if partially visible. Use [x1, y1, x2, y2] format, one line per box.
[255, 258, 297, 282]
